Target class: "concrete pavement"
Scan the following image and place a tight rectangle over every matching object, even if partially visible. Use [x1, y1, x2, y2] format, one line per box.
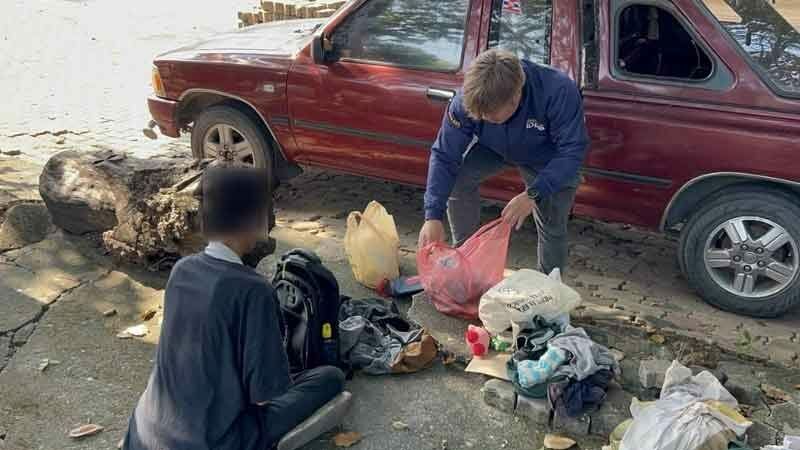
[1, 0, 799, 448]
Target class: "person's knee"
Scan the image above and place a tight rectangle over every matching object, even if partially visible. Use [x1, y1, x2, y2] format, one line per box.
[315, 366, 345, 396]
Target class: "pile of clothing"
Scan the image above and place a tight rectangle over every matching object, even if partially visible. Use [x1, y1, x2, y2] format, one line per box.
[506, 317, 619, 417]
[615, 361, 752, 450]
[339, 297, 437, 375]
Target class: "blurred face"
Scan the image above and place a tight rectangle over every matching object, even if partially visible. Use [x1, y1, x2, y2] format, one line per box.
[481, 87, 523, 124]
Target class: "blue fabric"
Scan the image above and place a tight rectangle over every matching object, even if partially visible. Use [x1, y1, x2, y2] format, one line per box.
[423, 60, 589, 220]
[517, 347, 567, 388]
[124, 253, 290, 450]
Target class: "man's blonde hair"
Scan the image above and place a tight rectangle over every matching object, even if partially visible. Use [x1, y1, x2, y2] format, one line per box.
[462, 49, 525, 120]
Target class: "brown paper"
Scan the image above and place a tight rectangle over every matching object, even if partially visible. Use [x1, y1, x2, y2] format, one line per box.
[465, 353, 511, 381]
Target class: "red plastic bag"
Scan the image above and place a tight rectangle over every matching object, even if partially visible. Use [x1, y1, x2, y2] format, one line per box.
[417, 219, 512, 319]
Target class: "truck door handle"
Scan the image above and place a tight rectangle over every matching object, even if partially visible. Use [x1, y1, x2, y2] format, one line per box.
[426, 87, 455, 102]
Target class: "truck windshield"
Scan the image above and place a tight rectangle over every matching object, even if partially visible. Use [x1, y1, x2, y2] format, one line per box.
[702, 0, 800, 96]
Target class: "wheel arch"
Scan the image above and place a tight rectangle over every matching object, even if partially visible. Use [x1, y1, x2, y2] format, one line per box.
[176, 89, 299, 180]
[661, 172, 800, 231]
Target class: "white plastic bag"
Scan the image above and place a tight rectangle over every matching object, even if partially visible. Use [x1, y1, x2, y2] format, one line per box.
[620, 361, 752, 450]
[478, 268, 582, 335]
[344, 201, 400, 288]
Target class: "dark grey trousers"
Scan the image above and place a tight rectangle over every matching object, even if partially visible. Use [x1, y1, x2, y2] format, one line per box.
[259, 366, 345, 448]
[446, 144, 579, 275]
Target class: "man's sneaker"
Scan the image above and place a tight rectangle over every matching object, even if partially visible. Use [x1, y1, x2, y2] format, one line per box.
[277, 391, 353, 450]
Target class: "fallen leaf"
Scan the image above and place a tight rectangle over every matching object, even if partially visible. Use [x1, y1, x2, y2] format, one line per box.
[140, 309, 157, 321]
[391, 421, 409, 431]
[761, 383, 792, 402]
[103, 309, 117, 317]
[333, 432, 362, 448]
[69, 424, 104, 439]
[544, 433, 576, 450]
[649, 334, 665, 345]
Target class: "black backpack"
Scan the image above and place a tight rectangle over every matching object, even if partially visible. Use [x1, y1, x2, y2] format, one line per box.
[272, 248, 341, 373]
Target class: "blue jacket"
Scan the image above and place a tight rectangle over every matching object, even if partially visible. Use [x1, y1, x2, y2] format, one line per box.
[423, 61, 589, 221]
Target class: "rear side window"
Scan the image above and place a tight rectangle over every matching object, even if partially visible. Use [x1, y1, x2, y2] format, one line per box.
[331, 0, 470, 71]
[702, 0, 800, 96]
[617, 4, 713, 80]
[488, 0, 553, 65]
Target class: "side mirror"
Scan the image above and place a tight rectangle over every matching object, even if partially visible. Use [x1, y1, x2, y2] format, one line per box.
[311, 34, 334, 65]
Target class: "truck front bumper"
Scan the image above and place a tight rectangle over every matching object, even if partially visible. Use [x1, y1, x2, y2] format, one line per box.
[147, 95, 180, 138]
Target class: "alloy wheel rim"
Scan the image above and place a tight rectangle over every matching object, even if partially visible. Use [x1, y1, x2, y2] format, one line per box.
[202, 124, 255, 167]
[704, 216, 799, 298]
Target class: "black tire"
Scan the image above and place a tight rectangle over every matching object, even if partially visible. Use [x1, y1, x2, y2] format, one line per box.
[191, 105, 272, 173]
[680, 186, 800, 317]
[192, 105, 276, 230]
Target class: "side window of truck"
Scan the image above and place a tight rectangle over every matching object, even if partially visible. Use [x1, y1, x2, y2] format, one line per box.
[488, 0, 553, 65]
[615, 4, 713, 81]
[330, 0, 471, 71]
[701, 0, 800, 96]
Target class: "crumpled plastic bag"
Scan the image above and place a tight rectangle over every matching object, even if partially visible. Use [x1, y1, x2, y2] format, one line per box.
[345, 201, 400, 288]
[478, 268, 581, 336]
[620, 360, 752, 450]
[417, 219, 511, 319]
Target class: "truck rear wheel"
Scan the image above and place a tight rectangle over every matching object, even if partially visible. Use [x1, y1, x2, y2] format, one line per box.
[679, 187, 800, 317]
[191, 105, 272, 171]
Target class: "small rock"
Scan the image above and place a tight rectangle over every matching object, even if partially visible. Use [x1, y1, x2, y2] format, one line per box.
[464, 440, 475, 448]
[103, 309, 117, 317]
[482, 379, 517, 414]
[391, 421, 409, 431]
[746, 420, 780, 448]
[544, 434, 576, 449]
[38, 359, 50, 372]
[56, 137, 66, 145]
[639, 359, 671, 389]
[441, 439, 448, 450]
[720, 362, 762, 405]
[3, 149, 21, 156]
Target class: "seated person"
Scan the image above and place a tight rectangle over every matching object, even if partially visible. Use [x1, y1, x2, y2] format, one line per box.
[123, 167, 348, 450]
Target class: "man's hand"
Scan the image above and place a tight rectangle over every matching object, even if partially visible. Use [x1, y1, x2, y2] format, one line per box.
[501, 192, 539, 230]
[418, 220, 446, 248]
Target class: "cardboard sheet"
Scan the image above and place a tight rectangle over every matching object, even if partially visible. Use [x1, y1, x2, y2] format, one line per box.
[465, 353, 511, 381]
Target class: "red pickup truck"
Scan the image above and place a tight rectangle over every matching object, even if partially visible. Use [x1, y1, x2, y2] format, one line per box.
[146, 0, 800, 317]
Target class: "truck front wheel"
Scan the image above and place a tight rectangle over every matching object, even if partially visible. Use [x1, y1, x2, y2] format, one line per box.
[679, 187, 800, 317]
[191, 105, 272, 171]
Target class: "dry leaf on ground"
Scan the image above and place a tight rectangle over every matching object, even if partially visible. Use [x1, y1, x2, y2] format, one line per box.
[333, 431, 362, 448]
[141, 309, 157, 321]
[391, 421, 409, 431]
[69, 424, 104, 439]
[544, 433, 576, 449]
[649, 334, 665, 345]
[761, 383, 792, 402]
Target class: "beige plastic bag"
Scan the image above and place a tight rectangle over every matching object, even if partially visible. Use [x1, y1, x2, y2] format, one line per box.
[345, 201, 400, 288]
